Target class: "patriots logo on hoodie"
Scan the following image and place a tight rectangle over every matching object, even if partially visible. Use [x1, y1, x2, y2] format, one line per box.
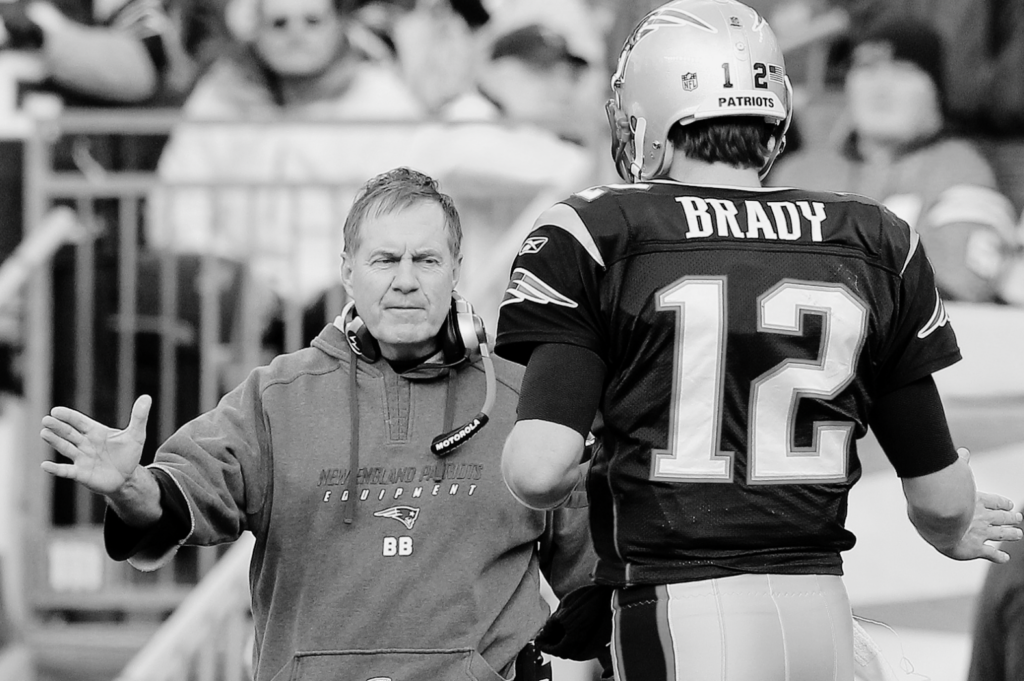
[373, 506, 420, 530]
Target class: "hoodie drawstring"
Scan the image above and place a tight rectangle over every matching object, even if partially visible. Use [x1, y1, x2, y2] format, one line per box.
[344, 346, 359, 524]
[345, 346, 461, 515]
[432, 371, 457, 482]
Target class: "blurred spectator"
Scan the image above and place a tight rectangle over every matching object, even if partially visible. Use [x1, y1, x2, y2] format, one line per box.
[354, 0, 485, 115]
[768, 17, 1024, 305]
[836, 0, 1024, 139]
[0, 0, 228, 105]
[457, 23, 590, 145]
[831, 0, 1024, 217]
[178, 0, 421, 118]
[967, 524, 1024, 681]
[472, 0, 606, 146]
[149, 0, 426, 354]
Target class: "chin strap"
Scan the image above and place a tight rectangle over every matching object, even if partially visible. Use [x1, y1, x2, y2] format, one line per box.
[759, 77, 794, 180]
[630, 116, 648, 182]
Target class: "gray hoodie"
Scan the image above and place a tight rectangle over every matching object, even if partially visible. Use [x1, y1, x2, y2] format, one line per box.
[109, 322, 596, 681]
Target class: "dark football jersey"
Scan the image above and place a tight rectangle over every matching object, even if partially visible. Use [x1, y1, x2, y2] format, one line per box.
[495, 180, 961, 587]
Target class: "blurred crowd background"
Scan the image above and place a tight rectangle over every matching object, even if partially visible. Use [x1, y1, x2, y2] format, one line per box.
[0, 0, 1022, 680]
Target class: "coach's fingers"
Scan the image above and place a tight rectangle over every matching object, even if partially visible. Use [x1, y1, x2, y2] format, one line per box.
[40, 429, 83, 461]
[40, 460, 78, 480]
[126, 395, 152, 444]
[40, 415, 87, 447]
[49, 405, 100, 434]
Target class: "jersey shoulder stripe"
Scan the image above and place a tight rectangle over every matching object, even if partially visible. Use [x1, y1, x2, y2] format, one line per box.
[900, 227, 921, 275]
[533, 202, 605, 267]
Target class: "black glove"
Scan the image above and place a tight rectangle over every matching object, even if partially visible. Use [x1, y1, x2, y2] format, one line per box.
[514, 641, 552, 681]
[535, 584, 614, 662]
[0, 2, 44, 49]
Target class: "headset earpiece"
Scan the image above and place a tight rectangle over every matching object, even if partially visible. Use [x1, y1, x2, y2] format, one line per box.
[442, 292, 486, 364]
[340, 300, 380, 362]
[339, 295, 484, 365]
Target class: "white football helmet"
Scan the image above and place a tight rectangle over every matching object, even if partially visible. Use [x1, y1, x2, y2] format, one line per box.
[606, 0, 793, 181]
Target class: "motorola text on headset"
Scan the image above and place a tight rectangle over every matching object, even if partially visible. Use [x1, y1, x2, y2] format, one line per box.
[338, 292, 496, 457]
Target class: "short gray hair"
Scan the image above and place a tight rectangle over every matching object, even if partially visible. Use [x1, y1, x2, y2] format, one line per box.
[343, 167, 462, 257]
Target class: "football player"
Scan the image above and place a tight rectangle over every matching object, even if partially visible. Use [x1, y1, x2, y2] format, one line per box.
[495, 1, 1023, 679]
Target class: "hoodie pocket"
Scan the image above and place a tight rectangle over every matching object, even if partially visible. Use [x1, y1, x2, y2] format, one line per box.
[285, 648, 511, 681]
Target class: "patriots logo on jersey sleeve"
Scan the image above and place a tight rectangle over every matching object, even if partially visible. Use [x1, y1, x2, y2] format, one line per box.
[917, 291, 950, 338]
[500, 268, 579, 309]
[373, 506, 420, 530]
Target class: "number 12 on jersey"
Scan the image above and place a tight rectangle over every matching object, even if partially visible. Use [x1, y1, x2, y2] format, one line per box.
[651, 278, 869, 485]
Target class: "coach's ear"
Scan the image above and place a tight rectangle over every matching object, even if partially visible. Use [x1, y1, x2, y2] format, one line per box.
[451, 252, 462, 289]
[340, 252, 355, 299]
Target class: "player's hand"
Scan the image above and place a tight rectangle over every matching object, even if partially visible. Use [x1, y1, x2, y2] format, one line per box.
[942, 490, 1023, 564]
[40, 395, 151, 496]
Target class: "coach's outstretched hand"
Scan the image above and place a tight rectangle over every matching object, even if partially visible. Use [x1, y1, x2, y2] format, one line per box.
[40, 394, 152, 498]
[945, 490, 1023, 564]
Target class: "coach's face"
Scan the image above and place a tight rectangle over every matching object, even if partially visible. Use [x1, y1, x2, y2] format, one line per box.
[341, 201, 461, 361]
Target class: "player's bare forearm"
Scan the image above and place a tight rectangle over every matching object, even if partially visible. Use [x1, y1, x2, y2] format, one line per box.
[507, 462, 583, 511]
[922, 491, 1023, 564]
[903, 454, 976, 548]
[902, 450, 1023, 562]
[907, 502, 973, 556]
[503, 420, 585, 511]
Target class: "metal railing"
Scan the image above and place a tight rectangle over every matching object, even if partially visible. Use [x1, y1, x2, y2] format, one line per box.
[113, 534, 255, 681]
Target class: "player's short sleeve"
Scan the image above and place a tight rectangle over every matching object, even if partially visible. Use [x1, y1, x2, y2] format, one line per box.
[495, 202, 606, 366]
[876, 215, 962, 393]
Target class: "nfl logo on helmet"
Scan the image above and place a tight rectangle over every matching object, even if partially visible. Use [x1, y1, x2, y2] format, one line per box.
[682, 73, 698, 91]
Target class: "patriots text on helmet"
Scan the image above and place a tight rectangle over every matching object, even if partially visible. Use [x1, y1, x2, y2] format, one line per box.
[717, 95, 775, 108]
[675, 197, 827, 241]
